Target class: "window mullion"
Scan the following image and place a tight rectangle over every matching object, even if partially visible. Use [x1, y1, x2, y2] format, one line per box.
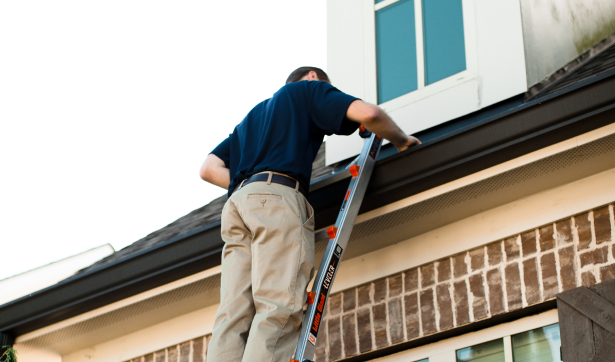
[503, 335, 514, 362]
[414, 0, 425, 89]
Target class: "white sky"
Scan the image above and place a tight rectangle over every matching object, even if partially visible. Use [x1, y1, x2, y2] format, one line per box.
[0, 0, 327, 281]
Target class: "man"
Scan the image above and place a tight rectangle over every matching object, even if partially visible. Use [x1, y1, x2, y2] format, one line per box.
[200, 66, 420, 362]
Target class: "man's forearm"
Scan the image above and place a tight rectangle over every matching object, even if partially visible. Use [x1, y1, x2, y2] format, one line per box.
[200, 154, 231, 189]
[346, 100, 420, 152]
[361, 109, 412, 150]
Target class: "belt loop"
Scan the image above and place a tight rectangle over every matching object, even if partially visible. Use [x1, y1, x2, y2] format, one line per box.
[237, 178, 247, 191]
[294, 180, 300, 193]
[267, 172, 273, 185]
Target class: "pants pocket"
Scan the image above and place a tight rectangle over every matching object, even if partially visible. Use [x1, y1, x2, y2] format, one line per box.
[303, 200, 315, 230]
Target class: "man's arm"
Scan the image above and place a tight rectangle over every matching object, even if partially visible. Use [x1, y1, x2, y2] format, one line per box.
[346, 100, 420, 152]
[200, 154, 230, 189]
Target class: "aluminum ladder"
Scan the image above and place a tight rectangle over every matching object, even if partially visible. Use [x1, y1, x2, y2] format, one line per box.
[292, 125, 382, 362]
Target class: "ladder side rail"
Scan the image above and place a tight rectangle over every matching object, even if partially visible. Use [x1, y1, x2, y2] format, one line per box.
[293, 132, 382, 362]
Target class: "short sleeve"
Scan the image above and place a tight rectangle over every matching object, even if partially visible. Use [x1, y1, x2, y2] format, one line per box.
[210, 137, 231, 168]
[310, 82, 360, 136]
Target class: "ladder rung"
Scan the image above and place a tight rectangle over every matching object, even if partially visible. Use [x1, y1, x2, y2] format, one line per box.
[326, 226, 338, 239]
[307, 291, 316, 305]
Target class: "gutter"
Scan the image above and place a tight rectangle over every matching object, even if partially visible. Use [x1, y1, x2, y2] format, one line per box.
[2, 69, 615, 337]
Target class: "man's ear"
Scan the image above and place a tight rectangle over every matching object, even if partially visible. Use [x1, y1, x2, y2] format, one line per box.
[307, 71, 319, 81]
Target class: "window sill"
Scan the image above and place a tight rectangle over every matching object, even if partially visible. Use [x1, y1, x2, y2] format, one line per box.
[379, 69, 478, 113]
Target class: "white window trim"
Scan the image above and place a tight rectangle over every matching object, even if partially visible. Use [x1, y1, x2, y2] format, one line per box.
[370, 309, 559, 362]
[364, 0, 479, 112]
[375, 0, 400, 11]
[503, 335, 515, 362]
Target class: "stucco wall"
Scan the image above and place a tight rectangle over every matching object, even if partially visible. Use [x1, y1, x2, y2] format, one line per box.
[520, 0, 615, 87]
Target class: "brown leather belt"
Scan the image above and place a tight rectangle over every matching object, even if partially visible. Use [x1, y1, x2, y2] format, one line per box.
[232, 173, 308, 199]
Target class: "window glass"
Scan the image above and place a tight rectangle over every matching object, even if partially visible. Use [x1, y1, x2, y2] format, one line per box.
[414, 359, 429, 362]
[375, 0, 387, 3]
[422, 0, 466, 85]
[512, 323, 562, 362]
[376, 0, 418, 104]
[456, 339, 505, 362]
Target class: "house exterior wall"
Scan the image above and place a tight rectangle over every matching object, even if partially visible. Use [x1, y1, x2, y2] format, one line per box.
[123, 336, 211, 362]
[123, 310, 562, 362]
[58, 305, 218, 362]
[520, 0, 615, 87]
[102, 203, 614, 362]
[313, 204, 615, 361]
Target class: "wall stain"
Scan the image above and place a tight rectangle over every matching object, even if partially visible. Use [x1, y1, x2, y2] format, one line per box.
[569, 0, 615, 54]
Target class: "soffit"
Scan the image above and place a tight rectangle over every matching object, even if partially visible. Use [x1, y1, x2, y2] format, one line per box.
[16, 273, 220, 355]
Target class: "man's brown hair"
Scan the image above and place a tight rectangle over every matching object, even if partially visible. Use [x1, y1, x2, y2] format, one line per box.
[285, 66, 331, 84]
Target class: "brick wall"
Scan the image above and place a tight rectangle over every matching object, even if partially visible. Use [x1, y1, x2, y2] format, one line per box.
[314, 204, 615, 362]
[126, 204, 614, 362]
[125, 335, 211, 362]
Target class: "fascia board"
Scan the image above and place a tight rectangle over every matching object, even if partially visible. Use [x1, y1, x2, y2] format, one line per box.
[1, 70, 615, 337]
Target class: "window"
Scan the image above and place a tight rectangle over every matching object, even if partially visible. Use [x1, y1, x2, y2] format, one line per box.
[422, 0, 466, 85]
[512, 324, 562, 362]
[376, 0, 418, 104]
[456, 339, 505, 362]
[454, 323, 562, 362]
[375, 0, 467, 104]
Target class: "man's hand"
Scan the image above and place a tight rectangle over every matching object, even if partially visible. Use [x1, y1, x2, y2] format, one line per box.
[200, 154, 230, 189]
[396, 135, 421, 152]
[346, 100, 421, 152]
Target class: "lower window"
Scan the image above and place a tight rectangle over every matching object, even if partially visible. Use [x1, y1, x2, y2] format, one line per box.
[456, 339, 504, 362]
[512, 324, 561, 362]
[456, 323, 562, 362]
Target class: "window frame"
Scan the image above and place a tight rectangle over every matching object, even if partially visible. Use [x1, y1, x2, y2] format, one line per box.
[363, 0, 479, 112]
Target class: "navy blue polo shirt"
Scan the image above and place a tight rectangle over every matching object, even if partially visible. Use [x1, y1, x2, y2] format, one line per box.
[211, 80, 359, 196]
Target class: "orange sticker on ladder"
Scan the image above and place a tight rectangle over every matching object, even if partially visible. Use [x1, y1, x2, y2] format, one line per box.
[345, 190, 351, 201]
[349, 165, 360, 177]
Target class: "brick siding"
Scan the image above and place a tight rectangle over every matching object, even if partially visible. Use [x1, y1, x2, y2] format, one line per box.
[314, 204, 615, 361]
[127, 204, 614, 362]
[126, 336, 211, 362]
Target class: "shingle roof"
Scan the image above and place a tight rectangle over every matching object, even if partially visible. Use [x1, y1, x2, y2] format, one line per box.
[78, 194, 227, 274]
[525, 31, 615, 101]
[78, 142, 337, 274]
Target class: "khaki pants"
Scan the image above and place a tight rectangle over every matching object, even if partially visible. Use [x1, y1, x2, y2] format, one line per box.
[207, 177, 315, 362]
